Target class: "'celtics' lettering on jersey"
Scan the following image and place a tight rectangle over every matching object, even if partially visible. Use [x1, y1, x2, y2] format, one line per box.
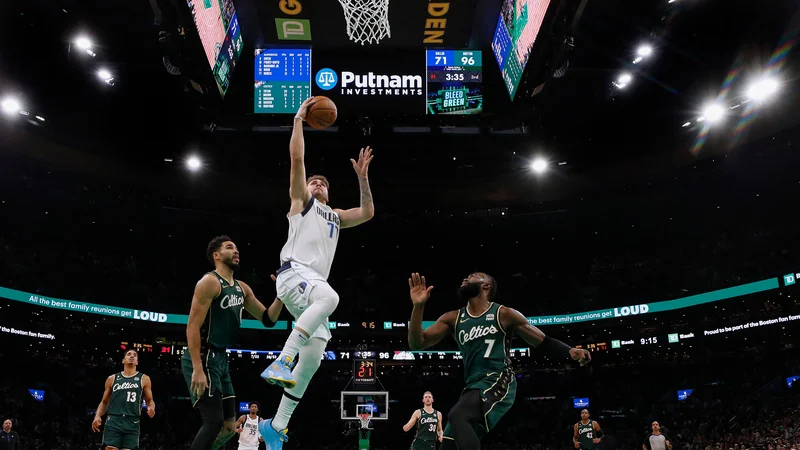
[577, 421, 596, 448]
[201, 271, 244, 350]
[415, 409, 439, 441]
[453, 303, 513, 389]
[108, 372, 144, 417]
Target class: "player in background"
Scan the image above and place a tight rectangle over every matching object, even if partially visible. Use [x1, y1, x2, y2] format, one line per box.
[573, 409, 603, 449]
[182, 236, 284, 450]
[91, 350, 155, 450]
[402, 391, 443, 450]
[407, 272, 591, 450]
[258, 97, 375, 450]
[235, 402, 264, 450]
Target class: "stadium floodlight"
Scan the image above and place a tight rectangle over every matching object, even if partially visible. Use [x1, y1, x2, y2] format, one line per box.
[681, 122, 691, 127]
[618, 73, 632, 84]
[75, 36, 92, 50]
[98, 69, 112, 80]
[186, 156, 202, 171]
[703, 104, 725, 122]
[1, 97, 21, 115]
[35, 115, 45, 122]
[531, 158, 548, 174]
[636, 45, 653, 57]
[746, 78, 779, 101]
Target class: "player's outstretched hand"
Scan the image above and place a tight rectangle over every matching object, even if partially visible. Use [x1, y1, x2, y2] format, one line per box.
[91, 416, 102, 432]
[296, 97, 315, 121]
[409, 273, 434, 306]
[569, 348, 591, 366]
[350, 146, 374, 178]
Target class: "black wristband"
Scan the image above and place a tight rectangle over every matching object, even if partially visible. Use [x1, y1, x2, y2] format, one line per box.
[539, 335, 572, 359]
[595, 428, 604, 438]
[261, 313, 276, 328]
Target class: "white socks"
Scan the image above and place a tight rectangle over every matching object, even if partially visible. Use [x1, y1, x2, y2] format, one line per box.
[273, 337, 326, 431]
[277, 329, 309, 362]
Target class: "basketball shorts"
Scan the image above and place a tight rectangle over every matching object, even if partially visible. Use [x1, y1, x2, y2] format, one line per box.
[181, 348, 235, 407]
[237, 445, 259, 450]
[442, 372, 517, 441]
[411, 438, 437, 450]
[103, 415, 140, 449]
[275, 261, 333, 341]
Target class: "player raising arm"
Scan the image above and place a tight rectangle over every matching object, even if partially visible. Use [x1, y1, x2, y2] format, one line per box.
[258, 97, 375, 450]
[408, 272, 590, 450]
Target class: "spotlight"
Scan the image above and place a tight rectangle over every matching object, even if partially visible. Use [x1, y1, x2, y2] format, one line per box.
[75, 36, 92, 50]
[746, 78, 779, 101]
[186, 156, 202, 170]
[618, 73, 632, 84]
[636, 45, 653, 57]
[98, 69, 112, 80]
[703, 104, 724, 122]
[1, 98, 21, 115]
[531, 159, 547, 174]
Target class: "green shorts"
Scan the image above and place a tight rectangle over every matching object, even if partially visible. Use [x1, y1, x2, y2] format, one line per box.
[443, 372, 517, 441]
[411, 438, 437, 450]
[181, 349, 234, 407]
[103, 415, 140, 449]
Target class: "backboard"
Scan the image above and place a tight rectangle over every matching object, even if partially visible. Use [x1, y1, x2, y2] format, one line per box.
[341, 391, 389, 420]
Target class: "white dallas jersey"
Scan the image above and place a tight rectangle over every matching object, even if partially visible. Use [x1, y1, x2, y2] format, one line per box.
[279, 197, 340, 279]
[238, 415, 260, 448]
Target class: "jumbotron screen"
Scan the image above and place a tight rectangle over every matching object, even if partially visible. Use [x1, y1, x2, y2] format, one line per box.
[492, 0, 552, 100]
[187, 0, 243, 97]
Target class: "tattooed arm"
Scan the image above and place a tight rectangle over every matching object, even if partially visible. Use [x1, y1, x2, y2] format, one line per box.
[335, 146, 375, 228]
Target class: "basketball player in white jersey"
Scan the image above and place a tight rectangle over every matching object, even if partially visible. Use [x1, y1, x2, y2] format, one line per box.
[235, 402, 263, 450]
[258, 97, 375, 449]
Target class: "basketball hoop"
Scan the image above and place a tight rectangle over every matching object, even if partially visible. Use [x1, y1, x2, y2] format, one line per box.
[337, 0, 391, 45]
[358, 413, 371, 429]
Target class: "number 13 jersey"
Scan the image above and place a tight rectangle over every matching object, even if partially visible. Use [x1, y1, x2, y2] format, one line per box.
[279, 197, 340, 280]
[108, 372, 144, 417]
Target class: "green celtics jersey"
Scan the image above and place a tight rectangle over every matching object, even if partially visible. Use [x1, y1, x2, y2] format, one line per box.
[202, 271, 245, 350]
[107, 372, 144, 417]
[453, 302, 512, 389]
[577, 420, 596, 448]
[415, 408, 439, 441]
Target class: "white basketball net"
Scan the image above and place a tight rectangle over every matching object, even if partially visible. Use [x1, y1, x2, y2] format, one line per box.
[359, 414, 371, 429]
[338, 0, 391, 45]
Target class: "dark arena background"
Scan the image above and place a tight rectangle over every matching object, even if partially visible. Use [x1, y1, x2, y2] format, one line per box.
[2, 0, 800, 449]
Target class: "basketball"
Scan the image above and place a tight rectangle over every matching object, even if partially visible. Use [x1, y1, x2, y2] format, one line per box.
[306, 96, 337, 130]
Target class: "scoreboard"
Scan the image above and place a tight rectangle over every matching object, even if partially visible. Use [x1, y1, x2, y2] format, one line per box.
[255, 48, 483, 115]
[426, 50, 483, 115]
[254, 48, 312, 114]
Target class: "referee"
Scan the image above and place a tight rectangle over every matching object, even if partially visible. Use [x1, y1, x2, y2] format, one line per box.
[0, 419, 20, 450]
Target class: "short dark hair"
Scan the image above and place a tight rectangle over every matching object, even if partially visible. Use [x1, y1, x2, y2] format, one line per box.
[124, 349, 138, 358]
[207, 235, 232, 265]
[248, 401, 260, 409]
[307, 175, 329, 188]
[485, 273, 498, 300]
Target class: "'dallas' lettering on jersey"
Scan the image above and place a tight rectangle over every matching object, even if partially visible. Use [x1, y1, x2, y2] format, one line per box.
[279, 198, 340, 279]
[458, 324, 500, 345]
[316, 205, 341, 225]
